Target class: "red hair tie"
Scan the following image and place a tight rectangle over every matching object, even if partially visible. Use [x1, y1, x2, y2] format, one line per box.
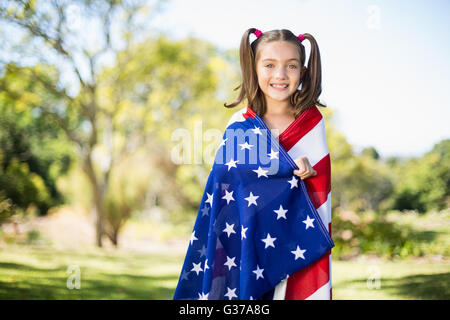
[298, 34, 305, 42]
[254, 29, 262, 38]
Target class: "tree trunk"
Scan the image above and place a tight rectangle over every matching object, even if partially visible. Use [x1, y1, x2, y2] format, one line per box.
[83, 154, 106, 248]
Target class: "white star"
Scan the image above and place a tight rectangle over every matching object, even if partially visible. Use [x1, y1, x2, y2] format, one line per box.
[198, 292, 209, 300]
[273, 205, 288, 220]
[252, 265, 264, 280]
[181, 269, 190, 281]
[261, 233, 276, 249]
[244, 192, 259, 207]
[287, 176, 298, 189]
[239, 141, 254, 150]
[190, 231, 198, 245]
[204, 259, 209, 272]
[241, 225, 248, 240]
[268, 149, 279, 160]
[224, 256, 237, 270]
[191, 262, 203, 275]
[197, 245, 207, 257]
[291, 245, 307, 260]
[223, 222, 236, 237]
[252, 166, 269, 178]
[222, 189, 235, 204]
[302, 215, 315, 229]
[224, 287, 237, 300]
[201, 206, 209, 217]
[219, 138, 228, 148]
[225, 158, 239, 171]
[206, 192, 213, 206]
[251, 126, 262, 135]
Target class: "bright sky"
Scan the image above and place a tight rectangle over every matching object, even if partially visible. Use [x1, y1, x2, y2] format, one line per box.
[149, 0, 450, 159]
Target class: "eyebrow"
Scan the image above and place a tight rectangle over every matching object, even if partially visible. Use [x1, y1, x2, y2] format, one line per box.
[262, 58, 300, 62]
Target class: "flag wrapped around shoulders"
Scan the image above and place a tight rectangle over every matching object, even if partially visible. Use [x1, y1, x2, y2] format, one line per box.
[173, 105, 334, 300]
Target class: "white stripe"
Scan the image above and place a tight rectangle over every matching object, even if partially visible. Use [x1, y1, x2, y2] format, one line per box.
[316, 191, 331, 230]
[225, 106, 247, 128]
[305, 280, 331, 300]
[273, 277, 288, 300]
[329, 252, 332, 299]
[287, 118, 329, 167]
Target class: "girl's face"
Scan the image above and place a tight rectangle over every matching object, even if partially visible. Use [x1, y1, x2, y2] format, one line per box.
[256, 41, 303, 107]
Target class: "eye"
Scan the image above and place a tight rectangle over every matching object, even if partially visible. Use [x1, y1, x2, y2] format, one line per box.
[265, 64, 274, 68]
[289, 65, 298, 69]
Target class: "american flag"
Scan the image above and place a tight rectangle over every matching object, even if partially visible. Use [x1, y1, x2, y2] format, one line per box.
[173, 105, 334, 300]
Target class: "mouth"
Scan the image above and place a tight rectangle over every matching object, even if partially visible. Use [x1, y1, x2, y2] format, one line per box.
[270, 83, 289, 90]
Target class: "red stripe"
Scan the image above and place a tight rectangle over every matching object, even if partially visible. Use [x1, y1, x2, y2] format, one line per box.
[303, 154, 331, 208]
[284, 250, 331, 300]
[279, 105, 323, 152]
[243, 106, 256, 119]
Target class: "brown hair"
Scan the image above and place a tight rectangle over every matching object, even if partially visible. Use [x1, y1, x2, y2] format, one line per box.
[224, 28, 326, 118]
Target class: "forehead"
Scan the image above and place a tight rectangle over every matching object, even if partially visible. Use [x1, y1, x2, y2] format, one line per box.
[257, 41, 300, 62]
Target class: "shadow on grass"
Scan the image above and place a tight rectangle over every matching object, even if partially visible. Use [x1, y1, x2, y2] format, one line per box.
[341, 272, 450, 299]
[0, 262, 178, 300]
[385, 273, 450, 300]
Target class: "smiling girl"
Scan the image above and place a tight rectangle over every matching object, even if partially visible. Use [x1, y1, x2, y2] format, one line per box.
[224, 28, 332, 300]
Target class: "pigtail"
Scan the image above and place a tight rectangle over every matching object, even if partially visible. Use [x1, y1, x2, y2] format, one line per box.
[224, 28, 263, 112]
[291, 33, 326, 117]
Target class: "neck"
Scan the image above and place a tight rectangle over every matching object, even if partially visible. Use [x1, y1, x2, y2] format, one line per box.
[264, 99, 294, 117]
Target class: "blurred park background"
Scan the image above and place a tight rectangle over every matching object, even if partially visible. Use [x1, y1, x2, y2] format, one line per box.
[0, 0, 449, 299]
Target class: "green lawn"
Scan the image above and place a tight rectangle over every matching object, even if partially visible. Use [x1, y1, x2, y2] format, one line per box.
[0, 245, 448, 299]
[332, 257, 449, 300]
[0, 245, 184, 299]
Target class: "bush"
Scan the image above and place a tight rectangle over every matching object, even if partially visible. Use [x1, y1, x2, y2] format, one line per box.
[331, 208, 447, 260]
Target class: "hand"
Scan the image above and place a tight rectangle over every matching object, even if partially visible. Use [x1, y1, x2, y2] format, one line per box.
[293, 157, 317, 180]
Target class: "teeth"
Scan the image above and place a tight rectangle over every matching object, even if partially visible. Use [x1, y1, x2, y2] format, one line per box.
[271, 84, 288, 88]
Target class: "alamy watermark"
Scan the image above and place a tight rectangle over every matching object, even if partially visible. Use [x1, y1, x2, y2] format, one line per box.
[366, 4, 382, 30]
[366, 264, 381, 290]
[171, 120, 281, 173]
[66, 264, 81, 290]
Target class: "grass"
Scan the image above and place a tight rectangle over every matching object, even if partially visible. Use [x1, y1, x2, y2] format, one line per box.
[0, 245, 184, 299]
[0, 244, 448, 300]
[332, 256, 449, 300]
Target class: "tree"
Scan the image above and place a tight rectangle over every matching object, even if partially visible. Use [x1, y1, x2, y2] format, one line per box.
[0, 63, 74, 223]
[0, 0, 166, 247]
[391, 139, 450, 213]
[361, 146, 380, 160]
[0, 0, 230, 247]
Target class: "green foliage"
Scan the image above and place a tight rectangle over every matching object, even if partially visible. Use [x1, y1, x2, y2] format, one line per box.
[332, 156, 393, 212]
[361, 146, 380, 160]
[332, 208, 449, 260]
[390, 139, 450, 213]
[0, 64, 74, 220]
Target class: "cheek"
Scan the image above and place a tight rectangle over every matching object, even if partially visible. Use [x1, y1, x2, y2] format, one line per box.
[259, 69, 272, 82]
[256, 68, 270, 84]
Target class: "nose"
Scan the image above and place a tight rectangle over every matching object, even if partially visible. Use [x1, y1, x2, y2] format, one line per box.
[274, 66, 288, 79]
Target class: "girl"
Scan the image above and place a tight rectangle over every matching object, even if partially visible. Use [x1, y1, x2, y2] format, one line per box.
[173, 28, 333, 301]
[224, 28, 332, 300]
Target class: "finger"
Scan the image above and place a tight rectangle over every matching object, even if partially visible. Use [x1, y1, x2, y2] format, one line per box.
[293, 170, 304, 177]
[295, 158, 306, 172]
[300, 170, 315, 179]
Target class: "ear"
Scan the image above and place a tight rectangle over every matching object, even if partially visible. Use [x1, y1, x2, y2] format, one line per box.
[301, 66, 307, 77]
